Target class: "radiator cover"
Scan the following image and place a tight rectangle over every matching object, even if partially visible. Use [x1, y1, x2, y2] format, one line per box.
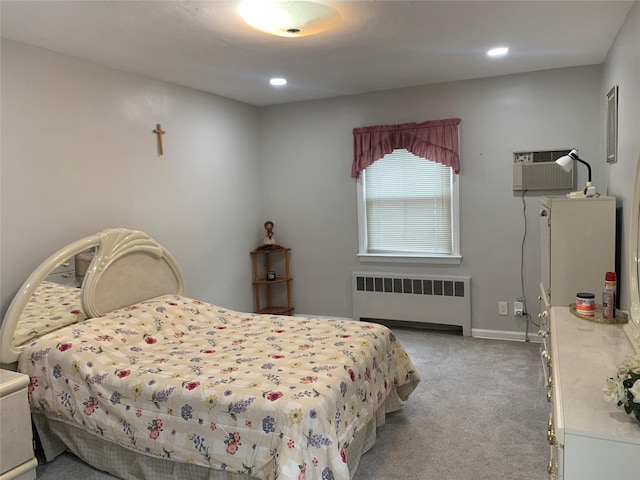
[352, 272, 471, 335]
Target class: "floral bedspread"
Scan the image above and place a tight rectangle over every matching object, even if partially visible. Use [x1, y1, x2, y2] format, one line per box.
[19, 294, 420, 480]
[14, 280, 86, 347]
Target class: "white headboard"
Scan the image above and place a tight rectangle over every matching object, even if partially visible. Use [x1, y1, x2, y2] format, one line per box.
[0, 228, 186, 364]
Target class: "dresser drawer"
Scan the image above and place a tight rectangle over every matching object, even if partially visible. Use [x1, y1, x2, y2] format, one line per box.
[548, 442, 564, 480]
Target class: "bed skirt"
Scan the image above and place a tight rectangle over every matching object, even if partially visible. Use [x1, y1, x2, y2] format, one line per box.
[33, 389, 404, 480]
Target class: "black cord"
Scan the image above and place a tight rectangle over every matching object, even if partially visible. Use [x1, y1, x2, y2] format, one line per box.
[520, 191, 540, 341]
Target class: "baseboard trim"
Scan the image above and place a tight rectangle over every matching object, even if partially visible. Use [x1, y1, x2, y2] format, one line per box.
[296, 315, 542, 343]
[472, 328, 542, 343]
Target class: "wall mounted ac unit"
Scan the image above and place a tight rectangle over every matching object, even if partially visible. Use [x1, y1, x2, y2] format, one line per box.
[512, 149, 574, 191]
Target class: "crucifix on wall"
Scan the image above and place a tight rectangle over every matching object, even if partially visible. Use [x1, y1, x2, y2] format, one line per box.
[153, 123, 166, 156]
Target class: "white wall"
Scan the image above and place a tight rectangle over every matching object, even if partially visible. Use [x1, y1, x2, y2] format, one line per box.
[4, 9, 636, 336]
[0, 40, 265, 315]
[259, 66, 603, 333]
[603, 1, 640, 311]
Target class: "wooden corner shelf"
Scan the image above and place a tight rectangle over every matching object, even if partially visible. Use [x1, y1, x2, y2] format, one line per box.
[250, 247, 293, 316]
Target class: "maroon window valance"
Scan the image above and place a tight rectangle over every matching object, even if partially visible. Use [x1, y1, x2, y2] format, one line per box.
[351, 118, 461, 178]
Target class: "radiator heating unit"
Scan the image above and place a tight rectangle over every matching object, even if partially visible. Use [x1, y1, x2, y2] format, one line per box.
[352, 272, 471, 335]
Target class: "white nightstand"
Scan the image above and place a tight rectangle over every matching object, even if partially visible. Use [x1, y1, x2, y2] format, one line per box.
[0, 370, 37, 480]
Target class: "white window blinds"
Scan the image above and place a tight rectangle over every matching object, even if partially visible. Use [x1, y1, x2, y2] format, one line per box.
[363, 149, 453, 254]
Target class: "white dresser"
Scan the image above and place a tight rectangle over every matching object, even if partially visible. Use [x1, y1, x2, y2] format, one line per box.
[0, 370, 37, 480]
[541, 307, 640, 479]
[540, 196, 616, 308]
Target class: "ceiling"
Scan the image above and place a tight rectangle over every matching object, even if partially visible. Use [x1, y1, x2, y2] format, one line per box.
[0, 1, 634, 107]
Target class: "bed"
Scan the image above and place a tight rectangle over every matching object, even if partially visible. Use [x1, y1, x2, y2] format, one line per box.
[0, 228, 420, 480]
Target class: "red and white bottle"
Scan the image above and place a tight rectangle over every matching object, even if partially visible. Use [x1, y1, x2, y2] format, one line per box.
[602, 271, 617, 320]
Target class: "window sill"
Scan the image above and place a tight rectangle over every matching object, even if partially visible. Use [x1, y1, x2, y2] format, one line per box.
[357, 253, 462, 265]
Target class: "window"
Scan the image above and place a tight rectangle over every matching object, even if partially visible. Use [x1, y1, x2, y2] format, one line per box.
[357, 149, 460, 263]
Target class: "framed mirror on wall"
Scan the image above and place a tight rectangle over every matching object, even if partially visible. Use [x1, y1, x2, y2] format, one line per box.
[607, 85, 618, 164]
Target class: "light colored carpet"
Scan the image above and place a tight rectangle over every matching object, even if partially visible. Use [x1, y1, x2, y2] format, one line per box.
[352, 327, 548, 480]
[36, 327, 548, 480]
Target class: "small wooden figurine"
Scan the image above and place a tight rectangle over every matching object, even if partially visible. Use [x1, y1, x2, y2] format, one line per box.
[262, 220, 276, 249]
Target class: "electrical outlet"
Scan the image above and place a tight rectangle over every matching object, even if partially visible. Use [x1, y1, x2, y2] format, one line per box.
[514, 301, 524, 316]
[498, 302, 508, 316]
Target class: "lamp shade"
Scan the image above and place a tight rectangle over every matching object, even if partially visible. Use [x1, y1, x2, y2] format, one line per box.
[554, 148, 596, 197]
[555, 154, 574, 172]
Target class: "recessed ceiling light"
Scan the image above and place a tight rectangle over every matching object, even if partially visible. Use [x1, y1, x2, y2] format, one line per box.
[238, 0, 341, 37]
[270, 77, 287, 86]
[487, 47, 509, 57]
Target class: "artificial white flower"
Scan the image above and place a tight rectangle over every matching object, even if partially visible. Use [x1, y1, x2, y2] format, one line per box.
[617, 354, 640, 375]
[603, 377, 626, 405]
[628, 379, 640, 401]
[606, 354, 640, 423]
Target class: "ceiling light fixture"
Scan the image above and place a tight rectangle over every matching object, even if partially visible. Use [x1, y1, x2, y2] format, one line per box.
[238, 0, 341, 37]
[487, 47, 509, 57]
[270, 77, 287, 86]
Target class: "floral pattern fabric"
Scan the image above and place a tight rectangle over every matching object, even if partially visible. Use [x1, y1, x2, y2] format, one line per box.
[14, 280, 86, 347]
[20, 294, 420, 480]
